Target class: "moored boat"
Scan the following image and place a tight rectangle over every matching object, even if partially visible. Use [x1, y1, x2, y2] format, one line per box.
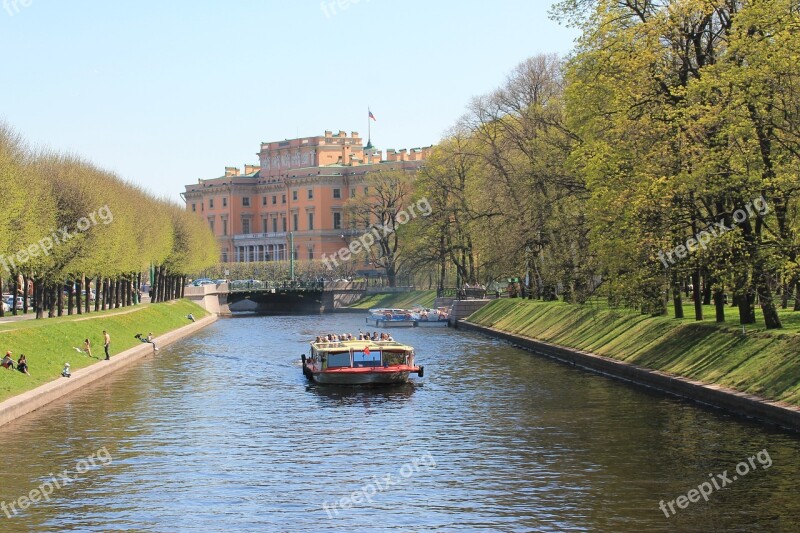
[302, 337, 424, 385]
[367, 308, 419, 327]
[413, 305, 449, 326]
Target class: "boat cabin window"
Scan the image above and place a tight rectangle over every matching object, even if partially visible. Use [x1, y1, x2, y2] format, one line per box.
[326, 351, 351, 369]
[353, 349, 381, 368]
[382, 351, 407, 366]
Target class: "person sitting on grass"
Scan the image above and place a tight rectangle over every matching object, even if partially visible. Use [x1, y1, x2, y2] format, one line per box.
[17, 354, 29, 376]
[187, 313, 196, 322]
[2, 351, 15, 370]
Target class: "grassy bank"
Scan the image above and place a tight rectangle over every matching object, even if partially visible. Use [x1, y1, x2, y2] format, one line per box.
[0, 300, 208, 402]
[467, 299, 800, 406]
[347, 290, 436, 309]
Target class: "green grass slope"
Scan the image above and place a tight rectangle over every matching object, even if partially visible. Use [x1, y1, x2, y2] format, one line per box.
[347, 290, 436, 309]
[467, 299, 800, 406]
[0, 300, 208, 402]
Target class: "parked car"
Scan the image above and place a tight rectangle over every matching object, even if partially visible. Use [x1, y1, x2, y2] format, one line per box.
[191, 278, 215, 286]
[5, 296, 26, 310]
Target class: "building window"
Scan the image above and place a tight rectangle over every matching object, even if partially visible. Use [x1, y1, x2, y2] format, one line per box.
[209, 219, 215, 233]
[333, 212, 341, 230]
[262, 196, 267, 206]
[223, 219, 228, 236]
[308, 188, 314, 199]
[262, 219, 268, 234]
[221, 250, 228, 262]
[209, 198, 215, 209]
[272, 195, 277, 205]
[223, 197, 228, 207]
[308, 212, 314, 230]
[242, 218, 250, 234]
[350, 188, 356, 198]
[272, 218, 278, 233]
[282, 194, 286, 204]
[292, 190, 298, 201]
[363, 187, 368, 195]
[282, 218, 287, 232]
[191, 203, 196, 212]
[293, 213, 298, 232]
[333, 188, 341, 199]
[243, 197, 250, 207]
[308, 247, 314, 260]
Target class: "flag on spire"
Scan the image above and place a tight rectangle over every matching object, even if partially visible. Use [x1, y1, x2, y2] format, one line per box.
[368, 109, 376, 121]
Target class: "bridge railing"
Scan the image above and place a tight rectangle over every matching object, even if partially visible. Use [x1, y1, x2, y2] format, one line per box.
[436, 287, 488, 300]
[229, 279, 325, 292]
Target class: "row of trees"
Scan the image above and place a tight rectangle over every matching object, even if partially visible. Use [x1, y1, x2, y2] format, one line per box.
[356, 0, 798, 329]
[0, 124, 218, 318]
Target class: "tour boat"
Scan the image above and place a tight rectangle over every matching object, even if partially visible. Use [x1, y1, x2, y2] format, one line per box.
[302, 337, 424, 385]
[413, 306, 449, 326]
[367, 308, 419, 327]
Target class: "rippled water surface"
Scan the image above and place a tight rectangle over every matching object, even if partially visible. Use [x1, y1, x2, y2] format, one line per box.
[1, 314, 799, 532]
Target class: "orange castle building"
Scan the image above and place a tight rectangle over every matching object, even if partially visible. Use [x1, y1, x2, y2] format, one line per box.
[182, 130, 432, 265]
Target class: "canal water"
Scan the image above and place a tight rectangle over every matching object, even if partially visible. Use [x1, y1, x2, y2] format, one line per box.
[1, 314, 799, 532]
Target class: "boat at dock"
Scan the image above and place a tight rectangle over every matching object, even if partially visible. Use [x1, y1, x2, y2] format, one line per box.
[413, 306, 449, 326]
[367, 308, 419, 327]
[302, 337, 424, 385]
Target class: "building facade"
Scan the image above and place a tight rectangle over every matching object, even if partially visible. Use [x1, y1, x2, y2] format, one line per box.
[182, 130, 432, 265]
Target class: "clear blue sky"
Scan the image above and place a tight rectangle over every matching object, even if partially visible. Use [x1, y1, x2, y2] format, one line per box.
[0, 0, 578, 200]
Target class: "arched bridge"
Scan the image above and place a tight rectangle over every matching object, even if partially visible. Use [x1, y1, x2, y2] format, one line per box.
[184, 280, 367, 315]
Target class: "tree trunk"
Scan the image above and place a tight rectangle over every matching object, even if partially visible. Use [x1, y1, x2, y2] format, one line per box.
[48, 285, 56, 318]
[738, 289, 757, 325]
[795, 280, 800, 312]
[95, 276, 102, 312]
[76, 277, 82, 315]
[34, 278, 44, 320]
[10, 276, 17, 316]
[180, 275, 186, 299]
[702, 277, 712, 306]
[756, 267, 782, 329]
[692, 268, 703, 321]
[151, 267, 159, 303]
[713, 288, 726, 323]
[101, 278, 111, 311]
[671, 271, 684, 319]
[22, 274, 29, 314]
[781, 280, 789, 309]
[67, 281, 73, 316]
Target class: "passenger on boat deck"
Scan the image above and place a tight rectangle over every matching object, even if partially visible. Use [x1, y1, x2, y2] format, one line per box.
[347, 333, 353, 340]
[372, 332, 379, 340]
